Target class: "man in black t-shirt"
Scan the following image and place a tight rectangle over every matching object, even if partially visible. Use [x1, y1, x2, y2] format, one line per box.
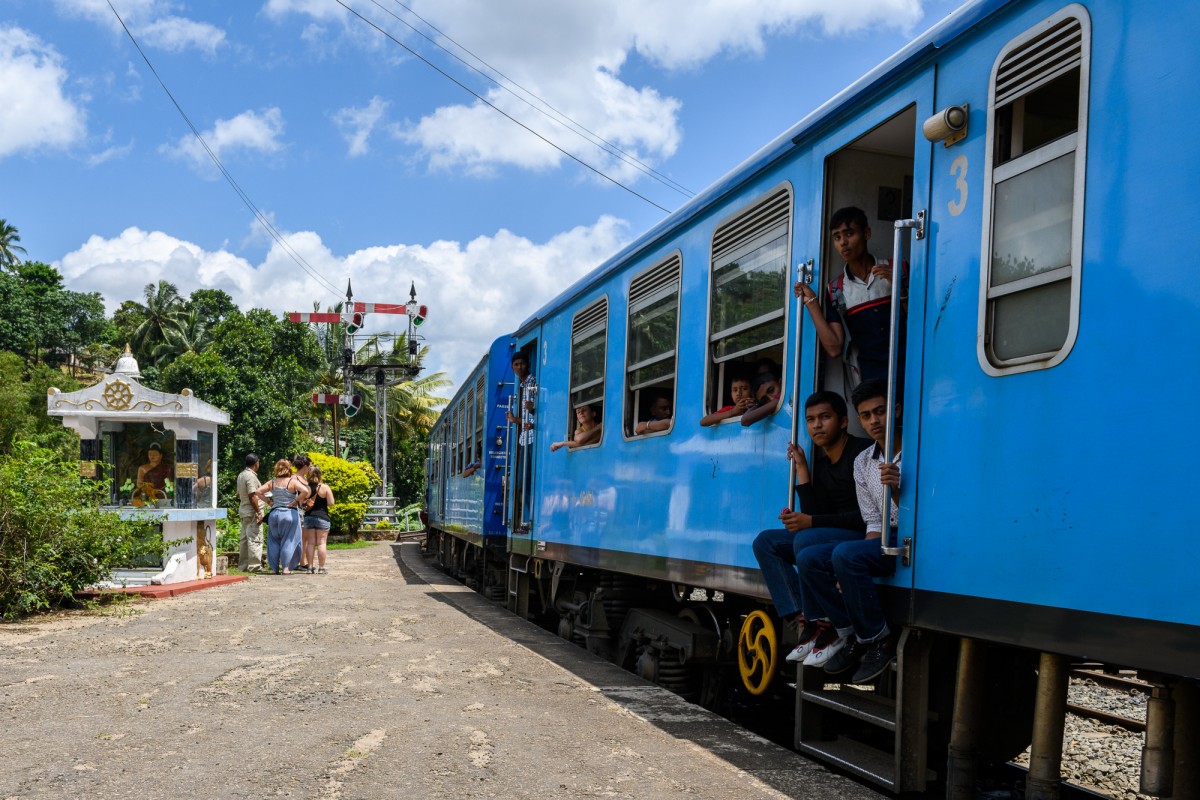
[751, 391, 871, 665]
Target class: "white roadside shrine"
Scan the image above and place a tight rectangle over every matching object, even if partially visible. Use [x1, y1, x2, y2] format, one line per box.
[47, 346, 230, 586]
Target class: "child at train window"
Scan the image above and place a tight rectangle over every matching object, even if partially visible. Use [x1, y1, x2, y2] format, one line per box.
[550, 404, 602, 451]
[700, 375, 754, 426]
[795, 206, 907, 386]
[740, 372, 781, 427]
[635, 392, 673, 435]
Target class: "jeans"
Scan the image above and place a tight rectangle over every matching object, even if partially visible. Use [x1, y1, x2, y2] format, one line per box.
[266, 508, 302, 572]
[752, 527, 863, 619]
[796, 537, 896, 641]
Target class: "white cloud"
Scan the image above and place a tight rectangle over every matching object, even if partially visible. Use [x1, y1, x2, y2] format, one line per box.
[137, 16, 226, 55]
[333, 96, 389, 158]
[52, 0, 227, 54]
[268, 0, 921, 179]
[160, 107, 286, 174]
[56, 216, 630, 390]
[0, 27, 86, 158]
[262, 0, 348, 22]
[87, 140, 135, 166]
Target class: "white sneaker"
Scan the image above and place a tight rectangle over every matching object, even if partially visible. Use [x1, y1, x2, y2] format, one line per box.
[803, 631, 851, 668]
[785, 623, 826, 663]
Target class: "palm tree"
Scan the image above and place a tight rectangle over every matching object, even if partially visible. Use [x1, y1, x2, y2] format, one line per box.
[150, 310, 211, 367]
[130, 281, 186, 360]
[0, 219, 27, 270]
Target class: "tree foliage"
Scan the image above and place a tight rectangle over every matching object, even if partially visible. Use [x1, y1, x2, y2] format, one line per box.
[0, 442, 163, 618]
[307, 451, 378, 535]
[0, 219, 27, 270]
[160, 309, 324, 502]
[0, 351, 82, 460]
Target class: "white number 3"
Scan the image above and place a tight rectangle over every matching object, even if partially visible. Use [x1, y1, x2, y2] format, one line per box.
[948, 154, 968, 217]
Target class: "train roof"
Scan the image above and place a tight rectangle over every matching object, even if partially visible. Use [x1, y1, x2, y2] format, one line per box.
[516, 0, 1012, 334]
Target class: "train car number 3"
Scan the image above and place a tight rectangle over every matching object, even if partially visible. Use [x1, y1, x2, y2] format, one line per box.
[948, 154, 968, 217]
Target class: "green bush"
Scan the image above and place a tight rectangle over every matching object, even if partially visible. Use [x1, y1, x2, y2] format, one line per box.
[216, 511, 240, 551]
[373, 518, 392, 530]
[0, 442, 164, 618]
[307, 451, 378, 535]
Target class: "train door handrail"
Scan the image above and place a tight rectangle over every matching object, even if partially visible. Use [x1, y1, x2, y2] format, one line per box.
[881, 215, 923, 559]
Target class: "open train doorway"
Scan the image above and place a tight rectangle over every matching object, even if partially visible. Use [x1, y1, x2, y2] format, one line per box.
[815, 106, 916, 435]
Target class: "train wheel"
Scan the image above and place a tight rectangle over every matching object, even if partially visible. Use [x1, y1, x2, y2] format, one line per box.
[736, 610, 777, 696]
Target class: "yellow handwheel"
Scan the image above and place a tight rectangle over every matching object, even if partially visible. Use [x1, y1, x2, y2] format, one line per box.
[737, 610, 778, 695]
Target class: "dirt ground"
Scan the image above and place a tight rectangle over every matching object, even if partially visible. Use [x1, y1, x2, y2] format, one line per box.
[0, 541, 880, 800]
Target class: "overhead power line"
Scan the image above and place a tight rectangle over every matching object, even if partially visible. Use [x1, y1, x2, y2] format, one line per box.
[105, 1, 343, 300]
[337, 0, 673, 215]
[372, 0, 695, 199]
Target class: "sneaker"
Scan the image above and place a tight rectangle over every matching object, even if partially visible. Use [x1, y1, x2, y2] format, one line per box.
[851, 638, 896, 683]
[804, 630, 851, 668]
[785, 620, 826, 663]
[824, 636, 868, 675]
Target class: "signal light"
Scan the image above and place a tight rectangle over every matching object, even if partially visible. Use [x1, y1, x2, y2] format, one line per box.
[343, 393, 363, 417]
[344, 311, 365, 334]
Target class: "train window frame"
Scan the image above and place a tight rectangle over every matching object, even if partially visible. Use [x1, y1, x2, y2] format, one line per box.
[703, 182, 793, 416]
[473, 374, 485, 468]
[464, 387, 476, 474]
[978, 5, 1090, 376]
[623, 252, 682, 441]
[567, 296, 609, 450]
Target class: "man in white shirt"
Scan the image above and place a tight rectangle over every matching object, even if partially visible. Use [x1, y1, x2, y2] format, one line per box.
[795, 379, 901, 683]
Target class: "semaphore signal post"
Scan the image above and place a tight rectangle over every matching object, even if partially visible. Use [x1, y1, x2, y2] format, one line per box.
[287, 281, 426, 494]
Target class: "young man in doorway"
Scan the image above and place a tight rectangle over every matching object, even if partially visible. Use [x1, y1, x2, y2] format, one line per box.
[505, 350, 536, 530]
[796, 207, 906, 385]
[795, 379, 902, 683]
[752, 391, 871, 663]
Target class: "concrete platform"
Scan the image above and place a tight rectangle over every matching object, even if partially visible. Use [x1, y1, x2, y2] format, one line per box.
[0, 540, 884, 799]
[397, 542, 882, 799]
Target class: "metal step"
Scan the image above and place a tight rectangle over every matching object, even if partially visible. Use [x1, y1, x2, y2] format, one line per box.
[799, 685, 897, 731]
[797, 737, 897, 790]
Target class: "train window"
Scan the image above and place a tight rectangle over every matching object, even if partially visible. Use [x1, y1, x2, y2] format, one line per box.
[464, 388, 475, 472]
[451, 406, 460, 474]
[980, 8, 1089, 374]
[624, 253, 681, 438]
[706, 183, 792, 412]
[569, 297, 608, 445]
[474, 375, 485, 465]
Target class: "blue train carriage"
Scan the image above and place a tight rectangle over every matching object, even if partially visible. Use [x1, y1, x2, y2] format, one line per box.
[482, 0, 1200, 794]
[426, 335, 513, 599]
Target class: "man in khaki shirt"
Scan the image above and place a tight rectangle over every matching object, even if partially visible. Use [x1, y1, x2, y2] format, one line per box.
[236, 454, 264, 571]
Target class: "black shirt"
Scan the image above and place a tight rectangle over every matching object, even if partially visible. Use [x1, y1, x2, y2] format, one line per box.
[794, 434, 872, 532]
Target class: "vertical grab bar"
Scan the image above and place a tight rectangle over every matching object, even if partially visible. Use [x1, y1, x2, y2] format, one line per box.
[881, 218, 919, 558]
[787, 259, 814, 508]
[504, 382, 518, 529]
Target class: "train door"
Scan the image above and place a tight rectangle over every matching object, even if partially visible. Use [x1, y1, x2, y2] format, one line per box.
[807, 75, 936, 589]
[505, 337, 539, 534]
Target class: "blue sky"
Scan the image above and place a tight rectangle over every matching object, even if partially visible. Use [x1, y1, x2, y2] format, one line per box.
[2, 0, 961, 392]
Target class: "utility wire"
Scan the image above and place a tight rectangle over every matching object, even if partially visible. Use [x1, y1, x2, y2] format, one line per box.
[373, 0, 694, 198]
[337, 0, 673, 214]
[106, 1, 343, 300]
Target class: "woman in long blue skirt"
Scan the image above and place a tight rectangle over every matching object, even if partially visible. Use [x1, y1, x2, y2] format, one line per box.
[256, 459, 310, 574]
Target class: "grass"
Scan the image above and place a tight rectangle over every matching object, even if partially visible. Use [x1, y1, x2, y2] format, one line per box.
[327, 540, 376, 551]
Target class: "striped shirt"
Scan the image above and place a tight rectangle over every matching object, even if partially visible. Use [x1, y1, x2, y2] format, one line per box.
[854, 443, 901, 534]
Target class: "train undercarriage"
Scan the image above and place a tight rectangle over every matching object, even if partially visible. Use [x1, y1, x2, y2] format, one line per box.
[425, 527, 1199, 798]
